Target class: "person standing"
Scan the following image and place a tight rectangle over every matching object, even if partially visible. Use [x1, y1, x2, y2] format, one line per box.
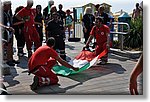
[43, 0, 54, 41]
[83, 17, 112, 65]
[132, 3, 143, 20]
[28, 37, 79, 90]
[47, 5, 57, 22]
[2, 0, 19, 66]
[98, 5, 109, 25]
[65, 9, 73, 39]
[57, 4, 66, 23]
[94, 4, 100, 17]
[57, 4, 66, 38]
[82, 7, 95, 44]
[44, 5, 57, 41]
[13, 6, 25, 57]
[35, 5, 43, 46]
[43, 0, 54, 24]
[15, 0, 41, 58]
[46, 12, 66, 60]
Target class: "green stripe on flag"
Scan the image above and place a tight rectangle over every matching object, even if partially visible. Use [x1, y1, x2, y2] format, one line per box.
[52, 63, 90, 76]
[52, 65, 72, 76]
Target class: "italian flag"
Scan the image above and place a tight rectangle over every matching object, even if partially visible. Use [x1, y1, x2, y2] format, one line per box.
[52, 49, 108, 76]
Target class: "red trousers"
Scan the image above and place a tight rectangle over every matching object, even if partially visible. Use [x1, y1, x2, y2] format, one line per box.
[32, 59, 58, 86]
[23, 26, 41, 51]
[95, 42, 112, 61]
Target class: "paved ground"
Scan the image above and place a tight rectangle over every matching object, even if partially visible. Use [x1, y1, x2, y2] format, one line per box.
[2, 39, 143, 95]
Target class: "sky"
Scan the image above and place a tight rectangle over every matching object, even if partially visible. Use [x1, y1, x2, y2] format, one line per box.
[1, 0, 143, 14]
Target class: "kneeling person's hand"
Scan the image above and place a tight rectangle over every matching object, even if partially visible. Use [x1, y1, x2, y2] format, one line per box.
[72, 67, 79, 71]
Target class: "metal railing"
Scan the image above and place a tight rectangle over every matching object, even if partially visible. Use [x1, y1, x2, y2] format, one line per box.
[74, 22, 130, 50]
[110, 22, 130, 50]
[110, 22, 130, 35]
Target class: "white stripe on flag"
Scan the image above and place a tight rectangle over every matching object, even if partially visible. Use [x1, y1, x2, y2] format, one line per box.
[89, 56, 98, 67]
[72, 59, 89, 68]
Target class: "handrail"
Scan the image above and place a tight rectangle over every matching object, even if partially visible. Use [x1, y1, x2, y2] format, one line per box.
[110, 22, 130, 35]
[109, 22, 130, 50]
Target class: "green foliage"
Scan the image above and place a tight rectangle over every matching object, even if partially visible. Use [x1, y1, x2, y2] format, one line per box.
[124, 17, 143, 49]
[112, 40, 120, 48]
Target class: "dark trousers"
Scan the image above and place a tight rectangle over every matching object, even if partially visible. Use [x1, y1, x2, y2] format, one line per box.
[14, 27, 25, 53]
[36, 26, 43, 46]
[49, 34, 66, 60]
[83, 27, 92, 44]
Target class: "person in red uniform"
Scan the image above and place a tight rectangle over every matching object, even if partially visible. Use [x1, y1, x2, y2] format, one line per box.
[15, 0, 41, 58]
[83, 16, 112, 65]
[28, 37, 79, 90]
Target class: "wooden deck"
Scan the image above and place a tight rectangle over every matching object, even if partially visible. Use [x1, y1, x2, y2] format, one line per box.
[3, 40, 142, 95]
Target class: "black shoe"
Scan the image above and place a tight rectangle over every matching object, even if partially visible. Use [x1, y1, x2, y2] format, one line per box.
[12, 60, 20, 64]
[6, 61, 15, 66]
[30, 76, 39, 90]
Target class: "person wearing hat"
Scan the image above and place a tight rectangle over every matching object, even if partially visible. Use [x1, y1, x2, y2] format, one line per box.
[46, 12, 66, 60]
[15, 0, 41, 58]
[83, 16, 112, 65]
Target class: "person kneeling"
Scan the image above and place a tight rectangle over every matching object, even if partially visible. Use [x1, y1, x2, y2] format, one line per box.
[28, 37, 78, 90]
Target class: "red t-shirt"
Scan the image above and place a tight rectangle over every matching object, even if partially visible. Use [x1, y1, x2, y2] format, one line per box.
[28, 45, 58, 70]
[90, 25, 110, 45]
[17, 7, 36, 27]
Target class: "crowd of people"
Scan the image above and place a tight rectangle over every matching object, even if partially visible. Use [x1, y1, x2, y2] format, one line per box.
[1, 0, 73, 63]
[1, 0, 117, 66]
[1, 0, 76, 91]
[0, 0, 143, 94]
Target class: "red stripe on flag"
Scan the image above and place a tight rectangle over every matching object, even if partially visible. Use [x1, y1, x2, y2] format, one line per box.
[75, 50, 96, 62]
[98, 48, 108, 59]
